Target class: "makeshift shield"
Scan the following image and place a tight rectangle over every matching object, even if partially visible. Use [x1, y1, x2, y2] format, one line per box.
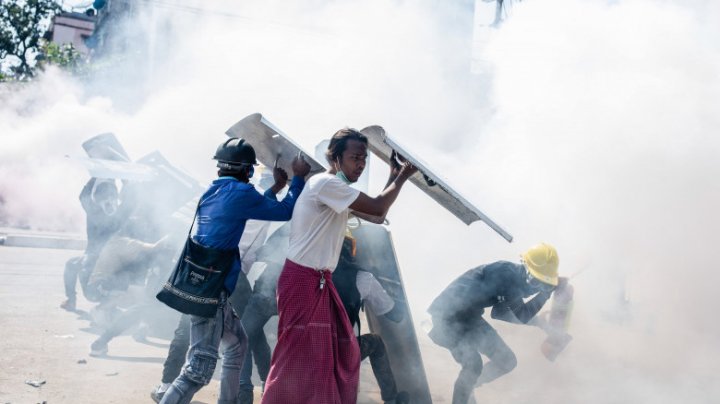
[360, 125, 513, 242]
[225, 113, 325, 177]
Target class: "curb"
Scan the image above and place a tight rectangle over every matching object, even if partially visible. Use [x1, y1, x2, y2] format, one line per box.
[0, 228, 86, 251]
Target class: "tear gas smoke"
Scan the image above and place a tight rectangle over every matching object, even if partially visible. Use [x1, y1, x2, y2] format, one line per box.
[1, 0, 719, 402]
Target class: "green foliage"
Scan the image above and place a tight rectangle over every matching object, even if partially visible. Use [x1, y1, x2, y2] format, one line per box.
[37, 40, 88, 75]
[0, 0, 61, 79]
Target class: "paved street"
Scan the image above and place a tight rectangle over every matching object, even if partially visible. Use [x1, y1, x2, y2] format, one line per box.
[0, 243, 411, 404]
[0, 244, 230, 404]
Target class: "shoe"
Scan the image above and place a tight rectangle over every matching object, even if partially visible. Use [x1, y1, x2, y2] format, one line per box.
[150, 385, 165, 403]
[60, 299, 76, 311]
[238, 388, 253, 404]
[89, 339, 108, 357]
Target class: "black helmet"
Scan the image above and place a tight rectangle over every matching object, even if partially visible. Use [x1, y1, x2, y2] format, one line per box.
[213, 138, 257, 170]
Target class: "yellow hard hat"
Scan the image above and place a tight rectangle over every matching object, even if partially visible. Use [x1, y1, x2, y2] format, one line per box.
[522, 243, 559, 286]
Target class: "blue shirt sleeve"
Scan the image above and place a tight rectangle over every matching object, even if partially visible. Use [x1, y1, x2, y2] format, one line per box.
[241, 176, 306, 221]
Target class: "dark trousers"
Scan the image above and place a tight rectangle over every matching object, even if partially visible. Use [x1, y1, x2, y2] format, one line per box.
[430, 316, 517, 404]
[160, 273, 253, 384]
[239, 293, 277, 397]
[358, 333, 398, 402]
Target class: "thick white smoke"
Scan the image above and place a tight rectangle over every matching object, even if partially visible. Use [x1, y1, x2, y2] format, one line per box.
[2, 0, 719, 402]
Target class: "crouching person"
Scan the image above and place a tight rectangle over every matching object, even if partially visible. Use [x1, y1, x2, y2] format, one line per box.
[427, 243, 566, 404]
[160, 138, 310, 404]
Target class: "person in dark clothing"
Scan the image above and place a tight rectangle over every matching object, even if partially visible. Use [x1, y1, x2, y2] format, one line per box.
[332, 233, 409, 404]
[236, 222, 292, 403]
[427, 243, 566, 404]
[61, 178, 122, 311]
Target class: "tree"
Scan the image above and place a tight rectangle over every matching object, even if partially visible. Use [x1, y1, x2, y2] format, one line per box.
[0, 0, 61, 79]
[37, 41, 88, 76]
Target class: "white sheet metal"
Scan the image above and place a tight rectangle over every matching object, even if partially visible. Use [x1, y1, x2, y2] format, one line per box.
[225, 113, 325, 177]
[67, 156, 158, 181]
[82, 132, 131, 162]
[360, 125, 513, 242]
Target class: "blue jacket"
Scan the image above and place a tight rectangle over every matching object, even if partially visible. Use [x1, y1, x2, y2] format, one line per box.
[193, 176, 304, 293]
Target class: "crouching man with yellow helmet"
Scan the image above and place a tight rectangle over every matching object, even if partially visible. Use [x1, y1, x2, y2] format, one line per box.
[427, 243, 567, 404]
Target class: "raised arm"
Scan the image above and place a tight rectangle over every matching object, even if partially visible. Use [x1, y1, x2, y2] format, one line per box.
[349, 160, 416, 217]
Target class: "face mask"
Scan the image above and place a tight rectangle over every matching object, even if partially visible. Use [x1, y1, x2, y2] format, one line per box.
[335, 158, 353, 184]
[336, 170, 352, 184]
[527, 274, 555, 294]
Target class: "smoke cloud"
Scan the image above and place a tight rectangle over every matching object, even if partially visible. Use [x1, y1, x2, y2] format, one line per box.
[2, 0, 719, 401]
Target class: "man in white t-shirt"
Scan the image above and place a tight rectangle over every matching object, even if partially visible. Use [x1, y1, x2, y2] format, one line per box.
[262, 128, 416, 404]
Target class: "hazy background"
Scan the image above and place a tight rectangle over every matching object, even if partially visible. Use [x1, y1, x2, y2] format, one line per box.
[2, 0, 719, 402]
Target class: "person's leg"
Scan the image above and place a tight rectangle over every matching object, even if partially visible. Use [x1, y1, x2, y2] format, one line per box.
[240, 294, 276, 395]
[358, 334, 401, 403]
[163, 315, 192, 384]
[217, 303, 249, 404]
[160, 305, 224, 404]
[90, 303, 147, 355]
[253, 321, 272, 385]
[475, 320, 517, 385]
[449, 337, 483, 404]
[61, 256, 84, 310]
[238, 294, 270, 402]
[152, 315, 191, 403]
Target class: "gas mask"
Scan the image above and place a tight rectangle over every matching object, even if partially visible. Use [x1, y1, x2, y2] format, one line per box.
[527, 273, 555, 294]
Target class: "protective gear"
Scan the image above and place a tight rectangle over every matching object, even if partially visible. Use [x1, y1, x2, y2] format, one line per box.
[522, 243, 559, 286]
[335, 157, 354, 184]
[247, 165, 255, 179]
[213, 138, 257, 170]
[336, 170, 352, 184]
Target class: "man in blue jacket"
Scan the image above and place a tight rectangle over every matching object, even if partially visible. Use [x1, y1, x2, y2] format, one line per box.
[160, 137, 311, 404]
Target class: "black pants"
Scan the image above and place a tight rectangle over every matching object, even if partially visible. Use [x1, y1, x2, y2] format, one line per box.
[160, 273, 253, 384]
[239, 292, 278, 395]
[358, 333, 398, 402]
[430, 316, 517, 404]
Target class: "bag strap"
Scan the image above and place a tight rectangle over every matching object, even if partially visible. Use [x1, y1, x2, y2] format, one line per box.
[186, 197, 203, 238]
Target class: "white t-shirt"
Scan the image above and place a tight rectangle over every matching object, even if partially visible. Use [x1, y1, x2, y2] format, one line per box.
[356, 271, 395, 316]
[239, 220, 271, 274]
[287, 173, 361, 271]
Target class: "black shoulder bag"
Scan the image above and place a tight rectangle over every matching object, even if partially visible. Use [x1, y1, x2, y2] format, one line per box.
[156, 202, 239, 317]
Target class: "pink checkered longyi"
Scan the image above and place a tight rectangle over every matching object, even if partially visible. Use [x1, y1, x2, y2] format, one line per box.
[261, 260, 360, 404]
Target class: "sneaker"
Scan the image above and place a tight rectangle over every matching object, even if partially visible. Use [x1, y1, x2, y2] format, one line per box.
[150, 385, 165, 403]
[89, 339, 108, 357]
[60, 299, 76, 311]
